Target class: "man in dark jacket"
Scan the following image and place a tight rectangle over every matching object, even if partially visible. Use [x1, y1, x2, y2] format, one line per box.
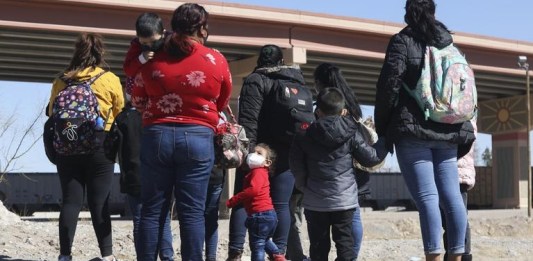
[228, 44, 314, 260]
[290, 88, 387, 261]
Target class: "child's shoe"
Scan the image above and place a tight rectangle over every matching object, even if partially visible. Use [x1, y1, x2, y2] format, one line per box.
[272, 254, 287, 261]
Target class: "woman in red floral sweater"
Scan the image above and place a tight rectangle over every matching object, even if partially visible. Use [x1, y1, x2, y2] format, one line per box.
[131, 3, 232, 261]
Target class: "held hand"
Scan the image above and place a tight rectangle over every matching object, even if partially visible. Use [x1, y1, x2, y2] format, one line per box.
[374, 137, 389, 159]
[226, 197, 236, 208]
[142, 51, 155, 61]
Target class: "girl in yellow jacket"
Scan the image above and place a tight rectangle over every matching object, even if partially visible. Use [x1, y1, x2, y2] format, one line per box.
[47, 33, 124, 261]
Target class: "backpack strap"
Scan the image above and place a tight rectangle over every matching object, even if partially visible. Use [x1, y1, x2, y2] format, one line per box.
[223, 105, 237, 123]
[88, 71, 107, 85]
[60, 70, 107, 85]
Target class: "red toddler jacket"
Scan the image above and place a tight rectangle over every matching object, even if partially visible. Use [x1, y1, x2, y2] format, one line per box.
[130, 41, 232, 130]
[226, 167, 274, 215]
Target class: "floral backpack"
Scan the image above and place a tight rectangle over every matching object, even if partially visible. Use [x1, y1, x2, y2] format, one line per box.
[214, 106, 249, 169]
[51, 72, 106, 155]
[404, 43, 477, 124]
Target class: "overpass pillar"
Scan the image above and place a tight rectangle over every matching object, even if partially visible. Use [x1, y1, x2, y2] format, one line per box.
[479, 95, 531, 209]
[492, 131, 529, 209]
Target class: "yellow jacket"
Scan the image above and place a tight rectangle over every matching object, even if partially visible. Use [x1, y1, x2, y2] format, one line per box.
[48, 66, 124, 131]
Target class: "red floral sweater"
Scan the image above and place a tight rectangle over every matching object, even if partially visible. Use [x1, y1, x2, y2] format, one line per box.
[226, 167, 274, 215]
[130, 41, 232, 130]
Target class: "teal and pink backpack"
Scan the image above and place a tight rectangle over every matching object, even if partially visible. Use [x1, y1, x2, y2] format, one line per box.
[404, 43, 477, 124]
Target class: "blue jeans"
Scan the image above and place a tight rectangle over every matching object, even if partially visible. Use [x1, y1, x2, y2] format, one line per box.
[442, 184, 471, 260]
[245, 210, 281, 261]
[352, 207, 362, 259]
[270, 169, 295, 253]
[128, 195, 174, 261]
[205, 182, 223, 260]
[396, 137, 467, 255]
[139, 124, 214, 261]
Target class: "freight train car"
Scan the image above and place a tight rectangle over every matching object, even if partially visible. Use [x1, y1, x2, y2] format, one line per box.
[365, 172, 416, 210]
[0, 172, 126, 216]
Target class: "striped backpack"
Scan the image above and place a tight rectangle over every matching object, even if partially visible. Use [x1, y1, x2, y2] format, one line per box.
[404, 44, 477, 124]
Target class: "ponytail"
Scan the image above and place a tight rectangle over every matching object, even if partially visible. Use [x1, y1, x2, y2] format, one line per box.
[64, 33, 105, 79]
[313, 63, 363, 120]
[256, 44, 283, 68]
[166, 33, 195, 58]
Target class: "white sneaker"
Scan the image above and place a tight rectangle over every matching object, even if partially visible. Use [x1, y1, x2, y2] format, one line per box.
[58, 255, 72, 261]
[101, 256, 117, 261]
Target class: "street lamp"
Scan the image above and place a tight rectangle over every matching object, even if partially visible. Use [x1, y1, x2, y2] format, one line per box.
[518, 55, 531, 217]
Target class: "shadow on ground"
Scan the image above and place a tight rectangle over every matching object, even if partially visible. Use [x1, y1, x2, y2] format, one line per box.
[0, 255, 38, 261]
[0, 255, 105, 261]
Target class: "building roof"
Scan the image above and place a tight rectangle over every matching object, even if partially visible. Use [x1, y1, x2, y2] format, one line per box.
[1, 0, 532, 105]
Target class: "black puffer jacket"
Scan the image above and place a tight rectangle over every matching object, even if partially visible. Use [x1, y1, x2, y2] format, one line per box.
[290, 115, 387, 211]
[112, 103, 142, 197]
[238, 65, 307, 174]
[374, 22, 475, 157]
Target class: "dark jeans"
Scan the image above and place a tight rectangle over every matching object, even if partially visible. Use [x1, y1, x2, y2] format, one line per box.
[442, 184, 471, 259]
[245, 210, 281, 261]
[56, 147, 114, 257]
[228, 168, 247, 253]
[205, 181, 224, 260]
[270, 169, 295, 253]
[128, 195, 174, 260]
[228, 169, 295, 254]
[139, 124, 214, 261]
[305, 209, 355, 261]
[286, 192, 306, 261]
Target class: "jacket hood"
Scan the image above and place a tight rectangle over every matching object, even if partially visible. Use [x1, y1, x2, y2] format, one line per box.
[63, 66, 106, 81]
[402, 20, 453, 49]
[254, 65, 305, 85]
[306, 115, 356, 148]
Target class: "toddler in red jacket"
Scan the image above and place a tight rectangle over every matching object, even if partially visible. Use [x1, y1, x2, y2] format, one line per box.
[227, 144, 286, 261]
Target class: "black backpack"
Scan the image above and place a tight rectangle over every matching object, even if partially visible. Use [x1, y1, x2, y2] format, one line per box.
[262, 77, 315, 145]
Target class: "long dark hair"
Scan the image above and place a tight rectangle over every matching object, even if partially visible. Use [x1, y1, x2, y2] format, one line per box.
[313, 63, 363, 120]
[166, 3, 209, 58]
[64, 33, 105, 79]
[256, 44, 283, 68]
[404, 0, 445, 45]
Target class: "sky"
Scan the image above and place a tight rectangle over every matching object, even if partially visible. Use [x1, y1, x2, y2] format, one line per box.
[3, 0, 532, 172]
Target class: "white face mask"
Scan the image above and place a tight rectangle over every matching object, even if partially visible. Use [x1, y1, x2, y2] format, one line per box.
[247, 152, 266, 169]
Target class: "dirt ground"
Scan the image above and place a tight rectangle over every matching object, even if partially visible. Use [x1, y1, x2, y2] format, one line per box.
[2, 201, 533, 261]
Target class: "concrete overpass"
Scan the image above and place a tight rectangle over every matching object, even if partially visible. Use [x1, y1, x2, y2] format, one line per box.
[2, 0, 533, 208]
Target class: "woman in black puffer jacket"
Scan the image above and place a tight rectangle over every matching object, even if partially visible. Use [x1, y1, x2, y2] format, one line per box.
[374, 1, 475, 261]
